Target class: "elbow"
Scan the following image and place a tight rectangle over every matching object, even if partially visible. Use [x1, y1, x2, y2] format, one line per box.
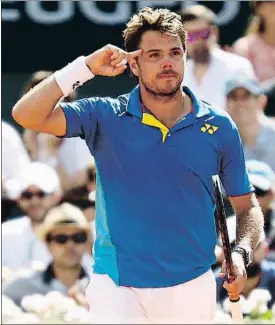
[12, 102, 24, 125]
[12, 101, 32, 129]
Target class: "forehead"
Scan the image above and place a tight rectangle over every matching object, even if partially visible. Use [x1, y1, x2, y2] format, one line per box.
[185, 18, 210, 32]
[228, 88, 252, 97]
[24, 185, 43, 192]
[139, 30, 183, 51]
[49, 225, 85, 236]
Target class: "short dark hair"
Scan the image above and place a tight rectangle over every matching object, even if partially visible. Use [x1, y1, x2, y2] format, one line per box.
[123, 7, 187, 52]
[180, 5, 216, 26]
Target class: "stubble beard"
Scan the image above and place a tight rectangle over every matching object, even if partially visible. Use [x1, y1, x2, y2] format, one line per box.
[140, 76, 183, 101]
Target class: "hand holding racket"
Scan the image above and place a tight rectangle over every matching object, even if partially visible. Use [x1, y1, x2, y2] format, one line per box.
[212, 175, 246, 324]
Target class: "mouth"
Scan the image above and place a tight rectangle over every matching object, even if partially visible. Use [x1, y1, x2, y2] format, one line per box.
[158, 74, 178, 79]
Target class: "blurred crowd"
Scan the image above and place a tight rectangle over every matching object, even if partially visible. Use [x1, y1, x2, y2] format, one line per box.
[2, 1, 275, 323]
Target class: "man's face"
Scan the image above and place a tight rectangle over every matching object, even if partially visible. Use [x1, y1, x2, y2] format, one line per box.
[184, 19, 214, 63]
[47, 226, 89, 268]
[226, 88, 260, 125]
[17, 185, 55, 223]
[129, 30, 185, 98]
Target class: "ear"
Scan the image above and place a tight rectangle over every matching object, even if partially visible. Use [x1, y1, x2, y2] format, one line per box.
[128, 57, 139, 78]
[210, 25, 219, 43]
[259, 94, 268, 111]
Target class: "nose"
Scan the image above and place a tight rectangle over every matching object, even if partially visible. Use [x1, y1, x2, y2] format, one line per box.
[65, 240, 76, 249]
[161, 56, 173, 69]
[29, 196, 42, 204]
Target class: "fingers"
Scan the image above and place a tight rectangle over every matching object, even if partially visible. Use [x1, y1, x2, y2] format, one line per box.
[111, 48, 142, 67]
[111, 64, 128, 76]
[127, 48, 143, 59]
[107, 45, 142, 68]
[223, 276, 243, 301]
[111, 56, 127, 67]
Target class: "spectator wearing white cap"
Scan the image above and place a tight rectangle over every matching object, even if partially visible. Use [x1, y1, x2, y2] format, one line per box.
[180, 5, 256, 110]
[2, 162, 61, 270]
[3, 203, 91, 308]
[226, 76, 275, 172]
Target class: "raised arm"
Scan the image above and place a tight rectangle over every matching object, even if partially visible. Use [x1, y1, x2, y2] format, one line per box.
[12, 45, 142, 136]
[12, 76, 66, 136]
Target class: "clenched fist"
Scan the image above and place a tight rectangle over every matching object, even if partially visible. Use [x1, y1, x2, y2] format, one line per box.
[85, 44, 142, 77]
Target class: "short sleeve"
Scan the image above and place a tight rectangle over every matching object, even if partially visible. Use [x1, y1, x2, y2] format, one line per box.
[59, 98, 99, 141]
[219, 119, 254, 196]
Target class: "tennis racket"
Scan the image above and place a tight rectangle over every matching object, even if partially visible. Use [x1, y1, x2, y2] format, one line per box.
[212, 175, 244, 324]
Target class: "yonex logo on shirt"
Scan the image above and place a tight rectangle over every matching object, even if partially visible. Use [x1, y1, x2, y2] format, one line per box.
[201, 123, 219, 135]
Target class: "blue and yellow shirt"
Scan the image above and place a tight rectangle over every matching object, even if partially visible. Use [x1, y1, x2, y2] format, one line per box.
[60, 85, 253, 288]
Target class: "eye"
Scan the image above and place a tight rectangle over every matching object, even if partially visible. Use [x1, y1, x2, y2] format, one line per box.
[149, 52, 159, 58]
[171, 50, 181, 56]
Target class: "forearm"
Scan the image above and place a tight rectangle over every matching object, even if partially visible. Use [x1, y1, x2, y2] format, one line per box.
[235, 195, 264, 251]
[12, 76, 63, 129]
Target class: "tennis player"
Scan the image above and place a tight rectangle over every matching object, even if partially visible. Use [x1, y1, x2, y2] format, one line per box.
[12, 7, 264, 324]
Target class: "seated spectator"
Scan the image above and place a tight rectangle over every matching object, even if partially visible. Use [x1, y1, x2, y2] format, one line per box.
[2, 120, 31, 221]
[225, 76, 275, 172]
[21, 71, 94, 193]
[2, 162, 61, 270]
[2, 203, 91, 307]
[215, 215, 275, 310]
[180, 5, 255, 110]
[233, 1, 275, 83]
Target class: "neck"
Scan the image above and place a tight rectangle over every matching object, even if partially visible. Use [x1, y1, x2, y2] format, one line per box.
[31, 220, 43, 230]
[261, 21, 275, 46]
[239, 122, 261, 147]
[52, 261, 82, 288]
[140, 85, 190, 128]
[238, 111, 263, 146]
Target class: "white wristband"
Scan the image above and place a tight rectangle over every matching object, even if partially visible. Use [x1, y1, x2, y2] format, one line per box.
[54, 56, 95, 97]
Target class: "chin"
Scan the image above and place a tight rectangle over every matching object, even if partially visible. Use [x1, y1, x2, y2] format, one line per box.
[31, 215, 46, 223]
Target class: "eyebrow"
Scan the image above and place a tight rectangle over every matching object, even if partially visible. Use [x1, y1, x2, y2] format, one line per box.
[145, 47, 183, 53]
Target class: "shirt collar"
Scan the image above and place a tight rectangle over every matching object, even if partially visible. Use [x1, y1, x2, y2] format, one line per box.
[43, 263, 87, 285]
[126, 85, 210, 119]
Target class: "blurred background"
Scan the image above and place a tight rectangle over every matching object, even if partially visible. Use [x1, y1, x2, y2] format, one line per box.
[2, 1, 275, 324]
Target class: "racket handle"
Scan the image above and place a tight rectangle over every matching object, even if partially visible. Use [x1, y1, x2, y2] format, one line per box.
[230, 299, 244, 324]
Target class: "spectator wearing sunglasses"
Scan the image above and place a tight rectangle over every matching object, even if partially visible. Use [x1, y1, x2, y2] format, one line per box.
[233, 1, 275, 83]
[180, 5, 255, 111]
[2, 203, 91, 307]
[2, 162, 61, 270]
[225, 76, 275, 173]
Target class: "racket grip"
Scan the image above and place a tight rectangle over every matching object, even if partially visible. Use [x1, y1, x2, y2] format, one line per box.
[230, 299, 244, 324]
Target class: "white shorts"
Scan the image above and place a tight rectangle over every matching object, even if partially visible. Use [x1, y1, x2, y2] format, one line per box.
[85, 269, 216, 324]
